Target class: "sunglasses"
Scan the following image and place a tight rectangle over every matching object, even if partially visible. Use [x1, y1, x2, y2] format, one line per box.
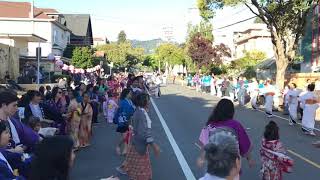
[58, 91, 63, 94]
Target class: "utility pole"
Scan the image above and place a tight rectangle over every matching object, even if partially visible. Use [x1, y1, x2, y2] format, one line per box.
[162, 26, 174, 42]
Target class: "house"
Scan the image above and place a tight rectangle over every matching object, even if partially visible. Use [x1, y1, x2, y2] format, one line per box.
[0, 1, 71, 82]
[233, 24, 274, 59]
[63, 14, 93, 46]
[0, 1, 71, 57]
[93, 37, 108, 47]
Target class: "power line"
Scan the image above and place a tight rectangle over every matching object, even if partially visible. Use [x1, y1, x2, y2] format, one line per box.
[214, 16, 256, 30]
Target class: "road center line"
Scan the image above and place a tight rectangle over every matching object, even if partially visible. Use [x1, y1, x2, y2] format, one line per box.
[287, 149, 320, 169]
[150, 97, 197, 180]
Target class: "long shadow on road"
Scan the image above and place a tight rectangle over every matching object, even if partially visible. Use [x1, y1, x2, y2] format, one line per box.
[70, 84, 320, 180]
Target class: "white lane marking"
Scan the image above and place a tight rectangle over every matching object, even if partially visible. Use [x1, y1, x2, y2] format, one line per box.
[194, 142, 201, 150]
[150, 97, 197, 180]
[255, 109, 320, 132]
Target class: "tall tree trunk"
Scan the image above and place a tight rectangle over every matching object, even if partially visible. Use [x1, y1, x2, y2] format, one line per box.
[274, 41, 288, 90]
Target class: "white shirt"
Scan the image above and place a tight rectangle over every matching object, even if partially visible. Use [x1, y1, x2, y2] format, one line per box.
[262, 84, 275, 95]
[0, 152, 13, 172]
[155, 77, 162, 85]
[199, 173, 226, 180]
[286, 89, 299, 105]
[299, 91, 318, 108]
[8, 118, 21, 144]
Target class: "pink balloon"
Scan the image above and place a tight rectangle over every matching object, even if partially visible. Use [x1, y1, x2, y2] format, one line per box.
[55, 59, 63, 66]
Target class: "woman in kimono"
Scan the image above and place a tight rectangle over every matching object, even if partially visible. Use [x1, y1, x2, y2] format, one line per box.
[115, 89, 135, 155]
[45, 87, 66, 134]
[67, 91, 81, 149]
[210, 74, 217, 96]
[79, 92, 93, 147]
[263, 80, 276, 117]
[249, 78, 259, 110]
[237, 82, 246, 106]
[120, 93, 160, 180]
[299, 83, 319, 136]
[286, 83, 299, 125]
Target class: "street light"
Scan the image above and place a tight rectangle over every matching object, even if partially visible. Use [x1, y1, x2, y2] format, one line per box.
[108, 62, 114, 76]
[47, 53, 55, 83]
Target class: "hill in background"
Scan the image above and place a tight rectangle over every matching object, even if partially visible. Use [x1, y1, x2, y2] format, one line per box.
[130, 39, 165, 54]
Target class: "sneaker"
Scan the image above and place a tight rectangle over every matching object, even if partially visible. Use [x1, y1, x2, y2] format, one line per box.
[116, 166, 127, 175]
[289, 122, 293, 126]
[309, 131, 316, 136]
[267, 115, 274, 118]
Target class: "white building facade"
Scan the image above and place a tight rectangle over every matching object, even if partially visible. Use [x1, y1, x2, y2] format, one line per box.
[233, 24, 274, 59]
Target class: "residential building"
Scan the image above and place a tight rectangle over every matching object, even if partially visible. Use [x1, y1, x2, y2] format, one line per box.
[63, 14, 93, 46]
[233, 24, 274, 59]
[93, 37, 108, 47]
[0, 1, 72, 82]
[0, 1, 71, 57]
[300, 4, 320, 73]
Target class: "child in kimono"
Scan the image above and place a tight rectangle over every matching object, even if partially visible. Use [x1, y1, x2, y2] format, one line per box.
[260, 121, 293, 180]
[286, 83, 299, 125]
[104, 93, 118, 124]
[299, 83, 319, 136]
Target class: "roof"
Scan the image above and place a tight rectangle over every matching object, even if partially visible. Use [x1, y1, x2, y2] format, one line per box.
[255, 57, 276, 70]
[93, 37, 104, 41]
[63, 14, 91, 36]
[0, 1, 58, 19]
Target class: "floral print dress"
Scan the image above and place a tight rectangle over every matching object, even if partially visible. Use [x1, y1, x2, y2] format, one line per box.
[260, 139, 293, 180]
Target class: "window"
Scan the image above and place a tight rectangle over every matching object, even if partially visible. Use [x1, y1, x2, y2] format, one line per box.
[53, 30, 58, 43]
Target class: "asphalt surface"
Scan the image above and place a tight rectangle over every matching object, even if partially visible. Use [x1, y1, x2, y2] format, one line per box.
[71, 84, 320, 180]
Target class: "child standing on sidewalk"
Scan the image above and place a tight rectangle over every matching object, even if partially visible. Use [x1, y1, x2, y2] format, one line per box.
[260, 121, 293, 180]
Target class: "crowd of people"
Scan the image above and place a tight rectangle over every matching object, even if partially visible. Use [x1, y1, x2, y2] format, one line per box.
[0, 69, 319, 180]
[0, 70, 164, 180]
[186, 73, 320, 136]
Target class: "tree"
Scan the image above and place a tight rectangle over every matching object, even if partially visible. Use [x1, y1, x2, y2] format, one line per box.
[231, 50, 267, 71]
[97, 42, 144, 69]
[71, 47, 94, 68]
[187, 20, 214, 42]
[254, 17, 263, 24]
[198, 0, 315, 89]
[117, 30, 127, 44]
[187, 33, 231, 68]
[155, 43, 185, 66]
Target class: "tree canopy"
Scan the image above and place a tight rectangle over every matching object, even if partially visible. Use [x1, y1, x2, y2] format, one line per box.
[187, 20, 214, 42]
[117, 30, 127, 44]
[97, 42, 144, 69]
[155, 43, 186, 66]
[71, 47, 94, 68]
[187, 33, 231, 68]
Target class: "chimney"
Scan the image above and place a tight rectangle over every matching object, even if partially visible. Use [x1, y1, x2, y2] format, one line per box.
[30, 0, 34, 18]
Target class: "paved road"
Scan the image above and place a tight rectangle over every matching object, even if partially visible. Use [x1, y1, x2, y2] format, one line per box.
[71, 84, 320, 180]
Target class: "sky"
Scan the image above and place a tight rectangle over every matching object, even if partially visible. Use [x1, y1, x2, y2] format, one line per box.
[9, 0, 256, 43]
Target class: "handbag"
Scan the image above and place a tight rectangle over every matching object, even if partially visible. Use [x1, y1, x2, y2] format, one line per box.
[199, 125, 237, 146]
